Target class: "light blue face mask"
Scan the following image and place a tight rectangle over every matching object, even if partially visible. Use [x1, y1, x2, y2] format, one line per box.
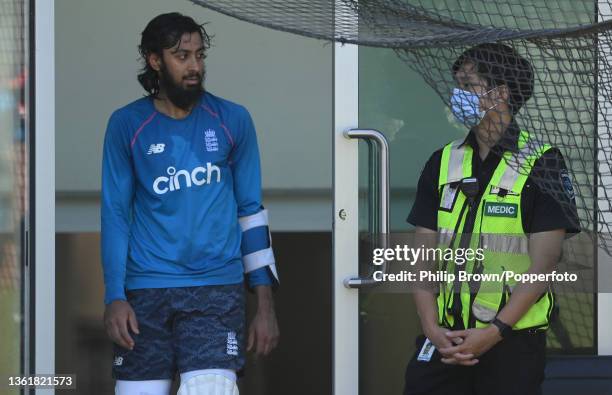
[450, 87, 497, 128]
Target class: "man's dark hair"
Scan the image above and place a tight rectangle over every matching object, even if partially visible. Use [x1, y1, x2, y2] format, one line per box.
[138, 12, 212, 96]
[452, 43, 534, 114]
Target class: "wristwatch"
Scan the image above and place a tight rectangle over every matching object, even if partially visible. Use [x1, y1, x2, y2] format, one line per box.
[491, 317, 513, 339]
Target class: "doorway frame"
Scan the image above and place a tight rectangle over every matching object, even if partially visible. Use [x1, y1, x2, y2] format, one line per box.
[33, 0, 55, 390]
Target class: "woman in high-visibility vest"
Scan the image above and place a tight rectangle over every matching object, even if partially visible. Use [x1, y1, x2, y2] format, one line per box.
[403, 43, 579, 395]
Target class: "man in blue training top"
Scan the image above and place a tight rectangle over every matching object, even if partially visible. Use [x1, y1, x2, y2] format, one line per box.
[101, 13, 279, 395]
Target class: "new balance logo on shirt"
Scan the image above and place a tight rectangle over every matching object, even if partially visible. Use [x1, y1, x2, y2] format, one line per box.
[152, 163, 222, 195]
[147, 143, 165, 155]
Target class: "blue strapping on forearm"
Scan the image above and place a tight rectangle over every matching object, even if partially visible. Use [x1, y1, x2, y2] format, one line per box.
[241, 225, 270, 256]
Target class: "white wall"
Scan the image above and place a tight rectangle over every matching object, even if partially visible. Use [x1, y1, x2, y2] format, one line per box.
[55, 0, 332, 231]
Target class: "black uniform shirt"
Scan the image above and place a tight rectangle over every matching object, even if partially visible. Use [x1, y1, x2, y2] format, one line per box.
[407, 122, 580, 234]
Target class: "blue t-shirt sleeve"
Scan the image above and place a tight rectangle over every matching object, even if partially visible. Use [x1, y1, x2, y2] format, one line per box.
[100, 111, 135, 304]
[247, 267, 274, 287]
[231, 107, 263, 217]
[231, 107, 275, 288]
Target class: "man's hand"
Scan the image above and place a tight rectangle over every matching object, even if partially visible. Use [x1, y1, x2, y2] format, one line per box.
[104, 300, 139, 350]
[439, 326, 502, 365]
[247, 286, 279, 356]
[423, 323, 473, 365]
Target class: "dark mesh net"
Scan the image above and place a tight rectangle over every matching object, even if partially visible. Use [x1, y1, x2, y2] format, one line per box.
[0, 0, 25, 381]
[0, 0, 24, 291]
[190, 0, 610, 353]
[191, 0, 612, 252]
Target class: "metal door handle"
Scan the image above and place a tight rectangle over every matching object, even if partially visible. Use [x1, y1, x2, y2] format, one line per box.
[342, 129, 389, 288]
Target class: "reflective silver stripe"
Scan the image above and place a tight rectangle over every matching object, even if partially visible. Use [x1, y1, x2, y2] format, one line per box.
[447, 139, 467, 184]
[497, 140, 545, 191]
[472, 302, 497, 323]
[438, 227, 454, 247]
[480, 234, 529, 254]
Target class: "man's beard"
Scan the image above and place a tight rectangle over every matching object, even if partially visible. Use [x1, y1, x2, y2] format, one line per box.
[159, 64, 204, 111]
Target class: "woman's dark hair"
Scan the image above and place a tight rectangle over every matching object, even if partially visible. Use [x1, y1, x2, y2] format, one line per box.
[138, 12, 212, 96]
[452, 43, 534, 114]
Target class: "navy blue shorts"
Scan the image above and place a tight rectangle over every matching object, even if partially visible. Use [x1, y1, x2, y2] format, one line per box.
[112, 284, 245, 380]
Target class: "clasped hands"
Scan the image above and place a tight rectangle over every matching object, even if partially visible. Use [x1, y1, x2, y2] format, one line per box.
[424, 323, 503, 366]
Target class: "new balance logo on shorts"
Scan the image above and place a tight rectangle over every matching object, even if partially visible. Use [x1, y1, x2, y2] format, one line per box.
[147, 143, 165, 155]
[113, 356, 124, 366]
[226, 331, 238, 356]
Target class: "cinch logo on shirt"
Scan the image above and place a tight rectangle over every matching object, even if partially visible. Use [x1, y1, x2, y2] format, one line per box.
[147, 143, 165, 155]
[484, 202, 518, 218]
[153, 163, 221, 195]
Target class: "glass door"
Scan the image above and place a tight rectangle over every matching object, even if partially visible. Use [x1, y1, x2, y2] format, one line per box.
[355, 46, 460, 395]
[333, 42, 457, 394]
[0, 0, 55, 390]
[333, 5, 604, 395]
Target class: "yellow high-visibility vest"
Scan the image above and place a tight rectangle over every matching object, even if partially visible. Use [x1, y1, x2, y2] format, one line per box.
[436, 130, 555, 331]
